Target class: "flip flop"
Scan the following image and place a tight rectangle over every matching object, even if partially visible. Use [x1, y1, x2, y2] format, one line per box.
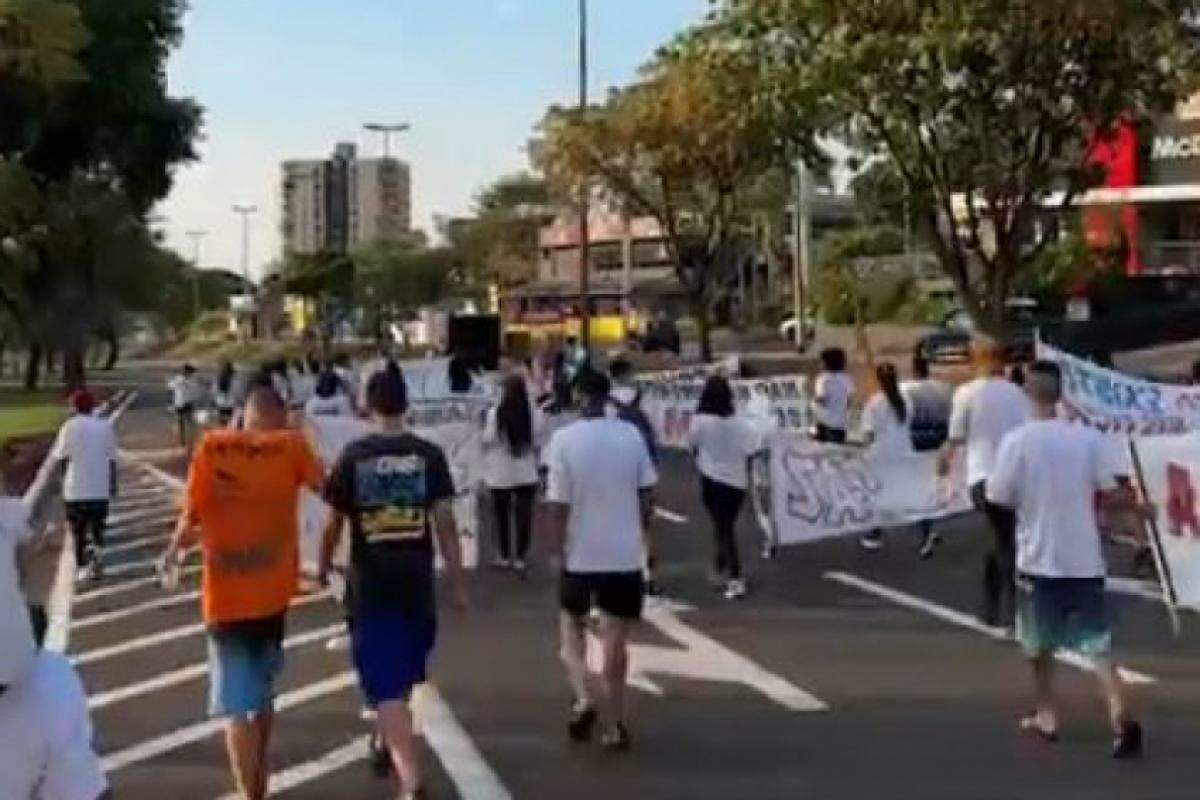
[1019, 713, 1059, 742]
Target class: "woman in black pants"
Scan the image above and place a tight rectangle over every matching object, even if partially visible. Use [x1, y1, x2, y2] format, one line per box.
[688, 376, 764, 600]
[482, 374, 542, 575]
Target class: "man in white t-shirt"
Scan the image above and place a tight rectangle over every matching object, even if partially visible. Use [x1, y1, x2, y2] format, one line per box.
[813, 348, 854, 443]
[987, 361, 1144, 759]
[545, 369, 657, 752]
[1, 497, 109, 800]
[49, 391, 118, 581]
[940, 341, 1030, 627]
[167, 363, 205, 448]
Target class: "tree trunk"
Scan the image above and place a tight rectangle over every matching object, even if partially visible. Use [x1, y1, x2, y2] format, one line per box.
[24, 343, 42, 391]
[63, 347, 86, 392]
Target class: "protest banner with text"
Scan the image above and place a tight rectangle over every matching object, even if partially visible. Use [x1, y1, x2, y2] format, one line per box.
[1129, 434, 1200, 610]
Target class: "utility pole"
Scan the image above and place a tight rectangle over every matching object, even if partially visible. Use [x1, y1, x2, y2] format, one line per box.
[185, 229, 208, 320]
[363, 122, 411, 161]
[577, 0, 592, 353]
[792, 161, 812, 349]
[231, 204, 257, 289]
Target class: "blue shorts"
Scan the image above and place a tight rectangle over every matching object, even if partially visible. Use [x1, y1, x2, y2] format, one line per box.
[351, 612, 436, 708]
[1016, 575, 1112, 659]
[207, 616, 285, 719]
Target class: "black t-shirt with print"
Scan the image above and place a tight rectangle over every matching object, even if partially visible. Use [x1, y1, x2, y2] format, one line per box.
[324, 433, 455, 617]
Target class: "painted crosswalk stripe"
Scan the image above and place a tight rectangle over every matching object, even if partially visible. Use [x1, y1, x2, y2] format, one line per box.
[73, 566, 201, 606]
[71, 590, 202, 631]
[824, 571, 1156, 685]
[107, 507, 176, 527]
[654, 506, 688, 524]
[1107, 577, 1165, 603]
[102, 532, 168, 556]
[214, 737, 371, 799]
[71, 591, 332, 667]
[82, 556, 159, 581]
[102, 671, 358, 773]
[89, 623, 346, 710]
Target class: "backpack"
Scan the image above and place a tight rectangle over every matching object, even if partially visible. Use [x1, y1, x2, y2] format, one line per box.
[613, 389, 660, 465]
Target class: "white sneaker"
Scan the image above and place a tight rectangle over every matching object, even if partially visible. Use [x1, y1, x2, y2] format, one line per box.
[87, 555, 104, 582]
[490, 557, 512, 571]
[724, 579, 748, 600]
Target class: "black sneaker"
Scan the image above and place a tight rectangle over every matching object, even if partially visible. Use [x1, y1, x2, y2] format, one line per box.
[369, 731, 391, 777]
[918, 531, 940, 560]
[568, 703, 597, 742]
[600, 722, 631, 752]
[1112, 721, 1144, 759]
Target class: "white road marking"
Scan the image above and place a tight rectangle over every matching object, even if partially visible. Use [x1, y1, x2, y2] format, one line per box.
[82, 556, 159, 581]
[102, 671, 358, 773]
[102, 532, 169, 556]
[214, 737, 372, 799]
[107, 507, 176, 527]
[654, 506, 689, 524]
[89, 622, 346, 710]
[824, 571, 1156, 685]
[1107, 577, 1165, 603]
[72, 591, 332, 667]
[587, 598, 827, 711]
[73, 566, 201, 606]
[71, 590, 202, 631]
[422, 685, 513, 799]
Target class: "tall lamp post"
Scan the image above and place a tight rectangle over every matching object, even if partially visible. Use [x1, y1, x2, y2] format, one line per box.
[185, 229, 208, 320]
[577, 0, 592, 353]
[231, 204, 258, 289]
[363, 122, 411, 161]
[792, 161, 812, 350]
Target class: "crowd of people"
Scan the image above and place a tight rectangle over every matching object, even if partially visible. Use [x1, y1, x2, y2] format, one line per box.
[0, 334, 1160, 799]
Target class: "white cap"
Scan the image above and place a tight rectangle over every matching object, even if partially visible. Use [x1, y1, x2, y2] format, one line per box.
[0, 498, 37, 686]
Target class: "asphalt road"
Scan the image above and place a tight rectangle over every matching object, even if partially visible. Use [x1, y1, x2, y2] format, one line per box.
[70, 386, 1200, 800]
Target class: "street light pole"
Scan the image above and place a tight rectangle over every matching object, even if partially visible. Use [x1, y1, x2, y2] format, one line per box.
[363, 122, 411, 161]
[231, 204, 258, 289]
[185, 229, 208, 320]
[577, 0, 592, 353]
[792, 161, 812, 349]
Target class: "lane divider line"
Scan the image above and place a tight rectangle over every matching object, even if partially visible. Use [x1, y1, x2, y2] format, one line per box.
[73, 566, 201, 606]
[824, 571, 1156, 685]
[212, 736, 371, 799]
[71, 590, 202, 631]
[654, 506, 688, 525]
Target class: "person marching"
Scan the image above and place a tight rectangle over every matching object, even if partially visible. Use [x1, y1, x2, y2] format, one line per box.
[49, 390, 118, 581]
[688, 375, 763, 599]
[903, 354, 953, 558]
[813, 347, 854, 443]
[986, 361, 1145, 758]
[319, 368, 468, 800]
[482, 374, 543, 575]
[214, 362, 238, 427]
[545, 369, 658, 751]
[857, 363, 913, 551]
[609, 356, 662, 596]
[161, 386, 325, 800]
[167, 363, 205, 450]
[306, 369, 356, 418]
[941, 341, 1030, 628]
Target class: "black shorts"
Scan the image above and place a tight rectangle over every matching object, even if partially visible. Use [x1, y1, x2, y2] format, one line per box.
[560, 571, 644, 621]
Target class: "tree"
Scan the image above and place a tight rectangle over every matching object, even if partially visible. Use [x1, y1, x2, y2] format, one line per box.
[722, 0, 1200, 336]
[450, 172, 556, 287]
[539, 27, 821, 361]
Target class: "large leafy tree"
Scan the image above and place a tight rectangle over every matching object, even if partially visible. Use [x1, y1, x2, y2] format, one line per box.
[451, 172, 556, 287]
[721, 0, 1200, 335]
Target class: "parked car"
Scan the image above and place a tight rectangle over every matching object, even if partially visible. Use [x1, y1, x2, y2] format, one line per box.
[778, 316, 817, 350]
[917, 298, 1040, 363]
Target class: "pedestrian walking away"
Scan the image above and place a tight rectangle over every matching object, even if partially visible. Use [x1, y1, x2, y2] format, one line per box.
[214, 362, 238, 427]
[49, 390, 118, 582]
[609, 356, 662, 595]
[306, 369, 356, 418]
[320, 368, 469, 800]
[160, 386, 325, 800]
[857, 363, 913, 552]
[688, 375, 763, 599]
[986, 361, 1146, 758]
[813, 347, 853, 444]
[167, 363, 206, 449]
[482, 373, 544, 574]
[940, 340, 1031, 628]
[903, 354, 952, 558]
[545, 368, 658, 752]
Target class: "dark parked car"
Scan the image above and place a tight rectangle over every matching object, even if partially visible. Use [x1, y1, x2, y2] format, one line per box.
[918, 298, 1041, 363]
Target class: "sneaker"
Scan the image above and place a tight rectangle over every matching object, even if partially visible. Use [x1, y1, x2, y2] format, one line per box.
[490, 557, 512, 571]
[600, 722, 631, 752]
[87, 555, 105, 582]
[513, 559, 528, 577]
[859, 531, 884, 551]
[1112, 721, 1144, 759]
[724, 578, 748, 600]
[567, 702, 597, 742]
[918, 531, 941, 560]
[368, 731, 391, 778]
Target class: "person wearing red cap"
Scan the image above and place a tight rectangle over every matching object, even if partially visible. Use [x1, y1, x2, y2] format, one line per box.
[49, 390, 117, 581]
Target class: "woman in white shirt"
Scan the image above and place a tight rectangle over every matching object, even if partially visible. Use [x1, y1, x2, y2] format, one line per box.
[858, 362, 912, 551]
[813, 347, 854, 443]
[688, 376, 763, 600]
[482, 374, 543, 574]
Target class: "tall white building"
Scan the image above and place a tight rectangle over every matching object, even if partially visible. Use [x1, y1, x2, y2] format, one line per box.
[280, 142, 411, 256]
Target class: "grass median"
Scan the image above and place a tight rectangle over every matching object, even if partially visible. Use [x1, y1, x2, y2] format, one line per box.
[0, 388, 65, 442]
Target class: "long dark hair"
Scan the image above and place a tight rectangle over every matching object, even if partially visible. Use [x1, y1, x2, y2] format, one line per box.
[876, 362, 907, 423]
[697, 375, 736, 418]
[496, 374, 533, 457]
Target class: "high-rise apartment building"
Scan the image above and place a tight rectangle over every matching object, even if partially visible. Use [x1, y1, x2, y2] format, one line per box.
[280, 142, 412, 256]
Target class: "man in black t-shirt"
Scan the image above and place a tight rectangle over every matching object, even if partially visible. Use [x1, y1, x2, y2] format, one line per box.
[319, 369, 467, 800]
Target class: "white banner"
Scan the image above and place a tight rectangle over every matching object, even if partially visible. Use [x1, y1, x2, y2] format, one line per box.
[1038, 341, 1200, 436]
[1130, 434, 1200, 610]
[769, 434, 971, 545]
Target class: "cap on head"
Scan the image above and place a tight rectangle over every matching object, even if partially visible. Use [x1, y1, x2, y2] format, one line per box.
[366, 368, 408, 417]
[69, 390, 95, 415]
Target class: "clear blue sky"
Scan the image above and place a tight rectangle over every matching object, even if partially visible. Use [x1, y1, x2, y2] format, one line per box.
[158, 0, 707, 277]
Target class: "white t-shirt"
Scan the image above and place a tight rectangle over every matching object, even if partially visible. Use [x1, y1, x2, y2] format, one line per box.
[481, 405, 544, 489]
[49, 415, 117, 502]
[987, 419, 1116, 579]
[0, 497, 35, 686]
[167, 375, 204, 409]
[545, 418, 658, 573]
[860, 393, 913, 459]
[688, 414, 763, 490]
[290, 371, 316, 407]
[814, 371, 854, 431]
[0, 652, 108, 800]
[948, 377, 1031, 486]
[305, 394, 355, 418]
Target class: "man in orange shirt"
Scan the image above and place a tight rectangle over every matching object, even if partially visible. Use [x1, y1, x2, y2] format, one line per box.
[161, 386, 324, 800]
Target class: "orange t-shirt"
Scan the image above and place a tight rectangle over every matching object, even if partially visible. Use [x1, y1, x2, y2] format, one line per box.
[187, 428, 324, 624]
